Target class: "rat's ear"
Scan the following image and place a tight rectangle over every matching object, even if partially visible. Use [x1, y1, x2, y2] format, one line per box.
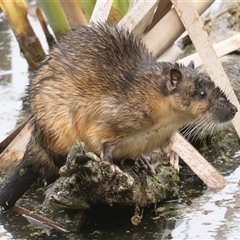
[170, 68, 182, 89]
[187, 60, 195, 69]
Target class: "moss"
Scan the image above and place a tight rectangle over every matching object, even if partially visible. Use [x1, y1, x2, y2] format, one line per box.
[44, 141, 179, 210]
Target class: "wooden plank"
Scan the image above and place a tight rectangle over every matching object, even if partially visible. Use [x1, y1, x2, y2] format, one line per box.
[172, 0, 240, 138]
[143, 0, 214, 58]
[90, 0, 113, 23]
[0, 123, 31, 173]
[177, 33, 240, 67]
[12, 206, 68, 232]
[118, 0, 158, 35]
[0, 120, 27, 154]
[157, 43, 182, 62]
[171, 133, 226, 190]
[146, 0, 172, 32]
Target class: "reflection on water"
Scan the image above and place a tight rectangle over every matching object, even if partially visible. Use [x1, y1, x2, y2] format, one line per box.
[169, 165, 240, 239]
[0, 13, 11, 86]
[0, 12, 29, 142]
[0, 10, 49, 142]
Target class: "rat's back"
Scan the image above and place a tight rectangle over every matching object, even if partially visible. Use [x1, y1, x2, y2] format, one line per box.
[29, 23, 155, 158]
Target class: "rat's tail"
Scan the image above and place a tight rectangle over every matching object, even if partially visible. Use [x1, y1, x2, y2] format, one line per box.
[0, 135, 60, 209]
[0, 162, 39, 208]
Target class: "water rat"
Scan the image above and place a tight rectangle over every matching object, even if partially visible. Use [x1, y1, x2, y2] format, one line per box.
[0, 23, 237, 208]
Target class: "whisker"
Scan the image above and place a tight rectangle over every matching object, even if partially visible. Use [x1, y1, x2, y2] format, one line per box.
[181, 115, 220, 143]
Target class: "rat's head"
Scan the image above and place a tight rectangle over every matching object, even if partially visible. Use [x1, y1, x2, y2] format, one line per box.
[161, 61, 237, 136]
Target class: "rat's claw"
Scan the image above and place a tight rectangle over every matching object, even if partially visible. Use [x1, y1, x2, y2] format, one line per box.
[168, 152, 179, 172]
[163, 143, 180, 172]
[110, 164, 123, 173]
[136, 155, 156, 175]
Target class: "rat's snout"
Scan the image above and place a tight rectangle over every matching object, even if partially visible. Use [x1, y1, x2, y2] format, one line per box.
[229, 103, 238, 120]
[212, 99, 238, 123]
[230, 104, 238, 115]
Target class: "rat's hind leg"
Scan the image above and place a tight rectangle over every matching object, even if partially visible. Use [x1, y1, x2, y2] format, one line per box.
[100, 142, 122, 173]
[100, 142, 113, 163]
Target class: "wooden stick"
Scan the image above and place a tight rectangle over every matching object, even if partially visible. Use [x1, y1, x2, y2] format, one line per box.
[171, 133, 226, 190]
[0, 123, 31, 172]
[118, 1, 159, 35]
[172, 0, 240, 138]
[0, 0, 45, 70]
[0, 121, 27, 154]
[59, 0, 87, 27]
[90, 0, 113, 23]
[143, 0, 214, 58]
[177, 33, 240, 67]
[12, 206, 69, 232]
[145, 0, 172, 32]
[36, 7, 56, 48]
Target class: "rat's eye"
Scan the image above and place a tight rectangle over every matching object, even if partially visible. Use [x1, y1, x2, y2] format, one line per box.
[198, 90, 207, 98]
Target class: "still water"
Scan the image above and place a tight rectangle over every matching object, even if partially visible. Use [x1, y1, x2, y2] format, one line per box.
[1, 7, 240, 240]
[0, 12, 28, 142]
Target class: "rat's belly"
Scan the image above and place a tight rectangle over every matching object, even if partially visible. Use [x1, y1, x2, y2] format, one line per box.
[112, 126, 175, 160]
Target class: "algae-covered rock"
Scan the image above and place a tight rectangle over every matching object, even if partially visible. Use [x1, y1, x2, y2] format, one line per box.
[44, 141, 179, 210]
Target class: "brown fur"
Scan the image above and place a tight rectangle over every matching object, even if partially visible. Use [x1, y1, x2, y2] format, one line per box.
[28, 23, 236, 175]
[0, 23, 237, 208]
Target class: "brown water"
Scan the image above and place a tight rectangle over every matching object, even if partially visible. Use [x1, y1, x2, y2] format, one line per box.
[1, 6, 240, 240]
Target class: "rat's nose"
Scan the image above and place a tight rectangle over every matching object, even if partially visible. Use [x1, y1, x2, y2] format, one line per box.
[230, 104, 238, 115]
